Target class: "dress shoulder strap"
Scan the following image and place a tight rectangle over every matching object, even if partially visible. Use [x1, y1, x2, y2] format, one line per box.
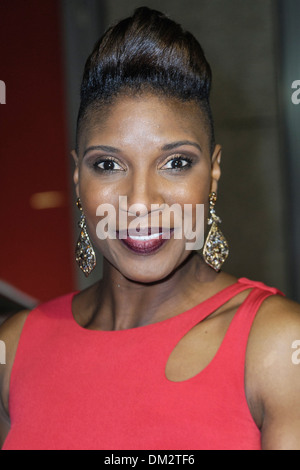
[167, 277, 283, 334]
[211, 282, 284, 375]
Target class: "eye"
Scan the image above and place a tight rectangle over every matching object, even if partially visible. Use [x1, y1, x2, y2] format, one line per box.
[161, 155, 193, 170]
[93, 158, 124, 172]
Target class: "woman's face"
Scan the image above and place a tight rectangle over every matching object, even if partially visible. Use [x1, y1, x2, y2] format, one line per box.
[72, 93, 221, 283]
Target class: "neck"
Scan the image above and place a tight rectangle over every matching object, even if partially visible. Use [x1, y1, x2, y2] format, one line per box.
[89, 252, 219, 330]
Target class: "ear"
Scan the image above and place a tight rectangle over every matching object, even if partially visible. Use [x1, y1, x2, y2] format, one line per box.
[210, 144, 222, 194]
[71, 149, 80, 198]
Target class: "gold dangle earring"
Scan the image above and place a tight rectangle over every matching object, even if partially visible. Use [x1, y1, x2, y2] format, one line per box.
[75, 198, 96, 277]
[202, 192, 229, 271]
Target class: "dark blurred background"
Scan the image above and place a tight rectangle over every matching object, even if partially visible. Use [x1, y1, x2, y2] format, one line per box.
[0, 0, 299, 318]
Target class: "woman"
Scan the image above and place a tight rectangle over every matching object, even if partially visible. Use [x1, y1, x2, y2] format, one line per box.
[1, 7, 300, 450]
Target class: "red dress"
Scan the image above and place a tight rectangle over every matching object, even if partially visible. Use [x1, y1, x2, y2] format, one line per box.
[2, 278, 282, 450]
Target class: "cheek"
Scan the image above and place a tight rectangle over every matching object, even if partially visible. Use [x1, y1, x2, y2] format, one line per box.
[166, 167, 211, 206]
[77, 172, 118, 241]
[177, 168, 211, 228]
[78, 166, 120, 204]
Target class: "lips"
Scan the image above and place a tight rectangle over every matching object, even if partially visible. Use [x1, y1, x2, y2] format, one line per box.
[117, 228, 174, 254]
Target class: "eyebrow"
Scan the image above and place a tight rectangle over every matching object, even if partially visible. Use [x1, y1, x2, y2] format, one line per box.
[82, 140, 202, 158]
[83, 145, 120, 158]
[161, 140, 202, 153]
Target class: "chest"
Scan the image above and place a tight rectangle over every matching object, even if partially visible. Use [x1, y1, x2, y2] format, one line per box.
[4, 304, 261, 450]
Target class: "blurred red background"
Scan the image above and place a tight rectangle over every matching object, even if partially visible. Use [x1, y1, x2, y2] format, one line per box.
[0, 0, 75, 302]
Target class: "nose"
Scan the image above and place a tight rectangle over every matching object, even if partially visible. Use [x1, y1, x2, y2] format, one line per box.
[119, 171, 165, 218]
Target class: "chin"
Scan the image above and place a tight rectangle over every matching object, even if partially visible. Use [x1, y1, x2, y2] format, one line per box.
[115, 251, 191, 285]
[120, 265, 175, 285]
[102, 241, 190, 284]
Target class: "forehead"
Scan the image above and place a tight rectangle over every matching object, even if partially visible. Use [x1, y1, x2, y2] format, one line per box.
[78, 94, 210, 154]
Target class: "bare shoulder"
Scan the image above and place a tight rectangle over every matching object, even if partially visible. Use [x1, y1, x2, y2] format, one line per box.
[0, 308, 31, 336]
[247, 294, 300, 362]
[0, 309, 31, 393]
[246, 294, 300, 450]
[0, 309, 31, 446]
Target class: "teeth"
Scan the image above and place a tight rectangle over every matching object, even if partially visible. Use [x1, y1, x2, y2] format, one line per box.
[128, 233, 163, 241]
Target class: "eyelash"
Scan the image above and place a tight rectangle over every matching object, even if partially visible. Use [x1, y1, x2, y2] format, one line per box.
[163, 155, 193, 171]
[92, 155, 194, 173]
[93, 157, 123, 173]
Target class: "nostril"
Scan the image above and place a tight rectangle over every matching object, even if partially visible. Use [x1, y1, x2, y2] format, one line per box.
[127, 202, 151, 218]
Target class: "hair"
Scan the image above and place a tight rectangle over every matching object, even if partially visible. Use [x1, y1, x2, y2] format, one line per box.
[76, 6, 215, 153]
